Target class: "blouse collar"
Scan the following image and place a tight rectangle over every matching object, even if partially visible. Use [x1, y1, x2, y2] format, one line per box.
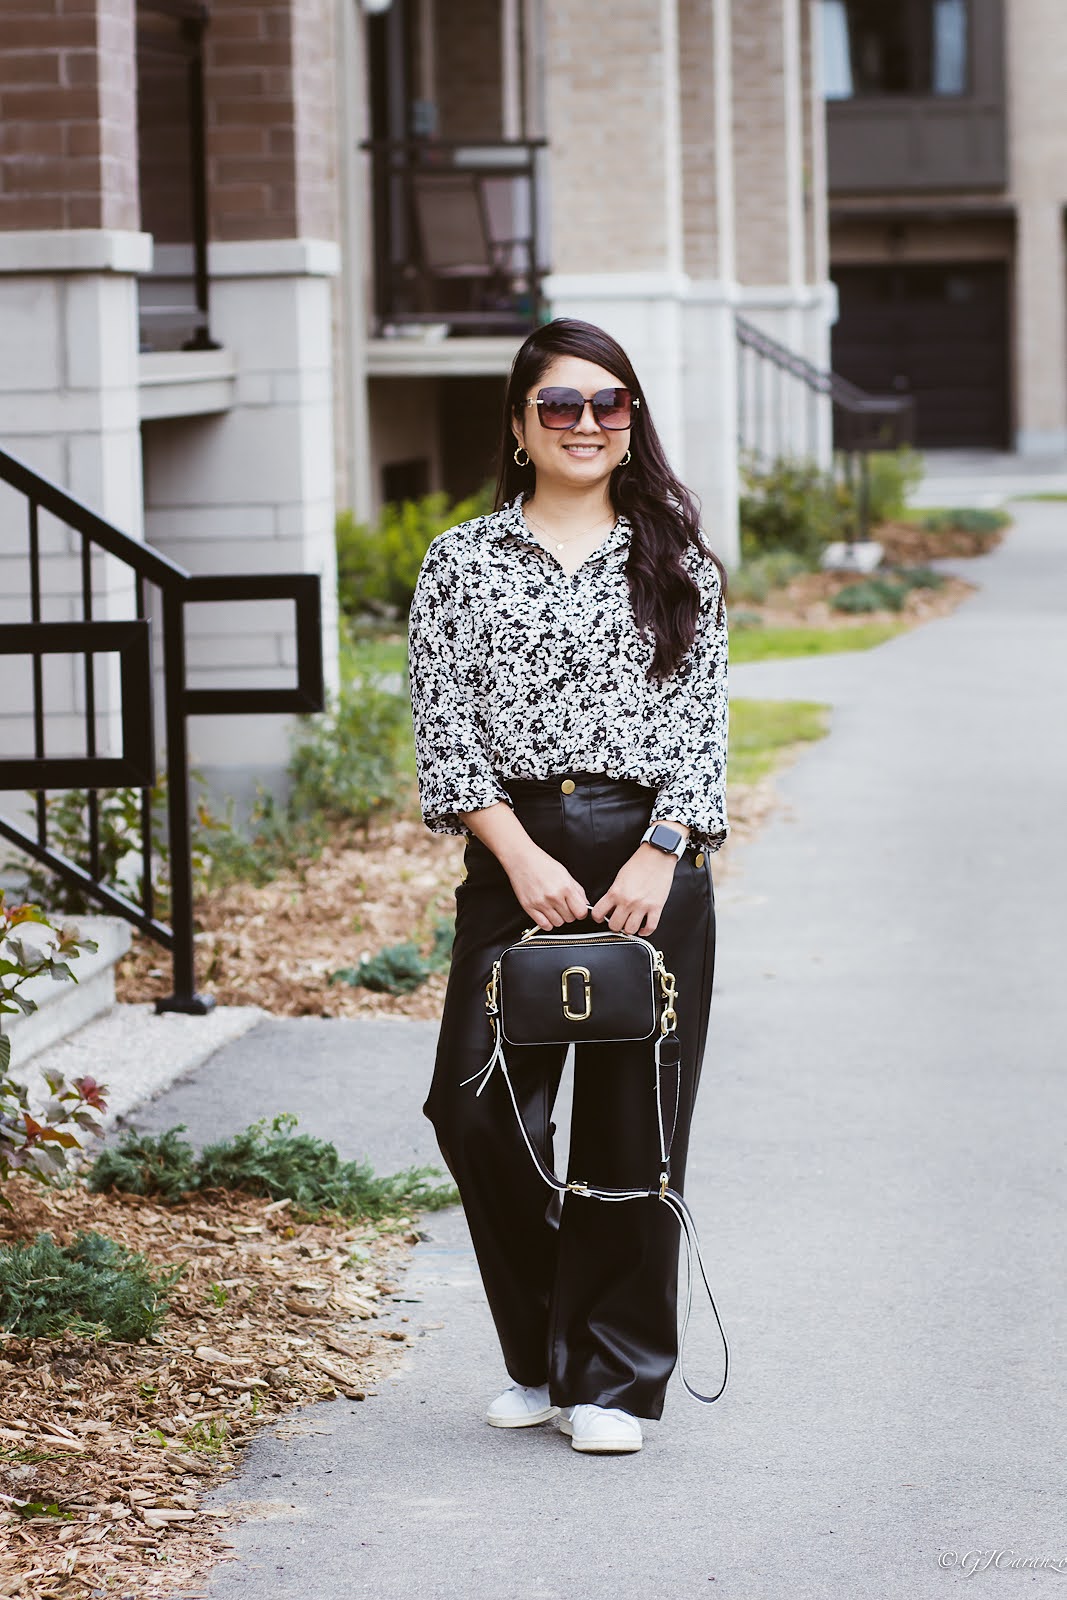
[489, 493, 632, 561]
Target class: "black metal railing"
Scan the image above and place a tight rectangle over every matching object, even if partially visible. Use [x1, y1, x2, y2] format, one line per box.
[736, 313, 915, 538]
[363, 138, 547, 336]
[0, 445, 324, 1014]
[136, 0, 215, 352]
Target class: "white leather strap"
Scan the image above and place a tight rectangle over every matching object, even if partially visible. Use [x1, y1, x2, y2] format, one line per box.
[463, 1012, 729, 1406]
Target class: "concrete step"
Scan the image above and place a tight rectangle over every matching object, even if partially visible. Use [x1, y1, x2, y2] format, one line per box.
[4, 916, 132, 1070]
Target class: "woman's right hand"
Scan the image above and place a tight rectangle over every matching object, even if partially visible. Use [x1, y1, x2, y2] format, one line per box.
[503, 843, 590, 931]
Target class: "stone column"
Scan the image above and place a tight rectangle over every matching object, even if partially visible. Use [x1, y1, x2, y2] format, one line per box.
[731, 0, 835, 465]
[140, 0, 343, 812]
[0, 0, 146, 799]
[541, 0, 742, 564]
[1007, 0, 1067, 456]
[0, 0, 145, 528]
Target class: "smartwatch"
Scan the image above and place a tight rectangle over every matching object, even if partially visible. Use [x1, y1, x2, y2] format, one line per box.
[640, 822, 687, 859]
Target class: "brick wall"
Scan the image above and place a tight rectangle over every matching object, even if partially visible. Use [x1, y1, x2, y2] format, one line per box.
[545, 0, 673, 273]
[204, 0, 338, 244]
[799, 0, 817, 282]
[0, 0, 138, 233]
[680, 0, 719, 279]
[292, 0, 339, 239]
[731, 0, 790, 285]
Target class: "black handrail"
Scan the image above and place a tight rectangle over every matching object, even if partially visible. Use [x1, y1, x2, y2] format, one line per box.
[0, 444, 324, 1014]
[735, 314, 915, 539]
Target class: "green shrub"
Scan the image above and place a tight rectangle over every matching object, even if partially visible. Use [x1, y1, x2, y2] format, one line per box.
[864, 448, 924, 524]
[1, 896, 107, 1199]
[831, 577, 909, 613]
[830, 562, 949, 614]
[329, 942, 428, 995]
[88, 1114, 458, 1223]
[286, 669, 415, 831]
[196, 664, 416, 888]
[893, 565, 946, 590]
[730, 550, 812, 604]
[1, 776, 218, 921]
[0, 1229, 182, 1341]
[739, 453, 845, 562]
[196, 788, 329, 891]
[337, 484, 494, 620]
[915, 507, 1010, 535]
[3, 784, 169, 920]
[86, 1125, 199, 1203]
[329, 912, 454, 996]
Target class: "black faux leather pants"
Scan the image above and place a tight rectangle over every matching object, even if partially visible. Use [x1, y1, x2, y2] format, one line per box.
[423, 771, 717, 1420]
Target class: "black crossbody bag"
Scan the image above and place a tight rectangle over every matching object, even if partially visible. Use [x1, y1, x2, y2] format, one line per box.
[461, 922, 729, 1405]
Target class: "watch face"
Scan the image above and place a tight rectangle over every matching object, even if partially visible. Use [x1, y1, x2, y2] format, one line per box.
[650, 824, 682, 851]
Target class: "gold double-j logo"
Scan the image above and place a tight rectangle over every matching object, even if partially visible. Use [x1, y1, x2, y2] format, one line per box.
[561, 965, 592, 1022]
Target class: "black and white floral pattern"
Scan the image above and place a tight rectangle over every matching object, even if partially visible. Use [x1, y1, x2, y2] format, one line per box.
[406, 494, 729, 854]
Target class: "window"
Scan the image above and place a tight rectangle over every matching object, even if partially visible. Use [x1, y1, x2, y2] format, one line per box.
[822, 0, 969, 99]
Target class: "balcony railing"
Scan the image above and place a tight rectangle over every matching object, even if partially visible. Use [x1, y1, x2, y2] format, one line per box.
[363, 139, 548, 337]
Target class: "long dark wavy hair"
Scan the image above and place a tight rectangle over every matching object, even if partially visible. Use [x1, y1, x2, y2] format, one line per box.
[493, 317, 727, 682]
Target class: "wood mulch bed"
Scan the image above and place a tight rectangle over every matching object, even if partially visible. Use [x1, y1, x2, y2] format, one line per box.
[745, 566, 976, 630]
[733, 517, 1001, 629]
[875, 518, 1006, 565]
[0, 1174, 418, 1600]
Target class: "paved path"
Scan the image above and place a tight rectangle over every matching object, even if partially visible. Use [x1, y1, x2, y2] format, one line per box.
[123, 501, 1067, 1600]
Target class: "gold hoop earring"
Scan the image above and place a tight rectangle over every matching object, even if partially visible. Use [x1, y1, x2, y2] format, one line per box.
[619, 449, 632, 467]
[513, 445, 530, 467]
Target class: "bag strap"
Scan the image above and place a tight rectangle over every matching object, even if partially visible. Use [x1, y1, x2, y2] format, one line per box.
[460, 970, 729, 1406]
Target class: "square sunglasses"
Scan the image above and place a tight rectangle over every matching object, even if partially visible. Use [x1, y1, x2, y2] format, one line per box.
[525, 386, 639, 431]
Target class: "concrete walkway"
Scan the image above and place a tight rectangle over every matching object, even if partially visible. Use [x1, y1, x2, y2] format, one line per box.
[119, 499, 1067, 1600]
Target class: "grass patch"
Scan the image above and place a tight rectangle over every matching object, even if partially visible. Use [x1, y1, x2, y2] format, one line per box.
[1012, 492, 1067, 502]
[342, 631, 409, 682]
[87, 1114, 458, 1223]
[730, 621, 904, 662]
[729, 698, 830, 786]
[0, 1229, 182, 1341]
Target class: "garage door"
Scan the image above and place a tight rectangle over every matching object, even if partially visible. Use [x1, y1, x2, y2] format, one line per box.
[830, 262, 1010, 449]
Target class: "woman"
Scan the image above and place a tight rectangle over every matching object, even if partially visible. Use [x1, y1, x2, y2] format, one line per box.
[407, 317, 728, 1455]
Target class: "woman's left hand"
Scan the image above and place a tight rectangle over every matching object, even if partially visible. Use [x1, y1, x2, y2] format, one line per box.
[588, 845, 678, 936]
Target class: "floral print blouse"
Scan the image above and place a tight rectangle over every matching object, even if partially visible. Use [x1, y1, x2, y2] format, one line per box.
[406, 494, 729, 855]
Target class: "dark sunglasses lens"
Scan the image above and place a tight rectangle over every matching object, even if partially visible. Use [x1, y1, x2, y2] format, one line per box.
[538, 388, 583, 428]
[592, 389, 633, 429]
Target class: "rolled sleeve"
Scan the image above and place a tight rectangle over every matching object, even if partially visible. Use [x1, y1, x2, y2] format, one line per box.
[652, 562, 730, 854]
[407, 537, 512, 838]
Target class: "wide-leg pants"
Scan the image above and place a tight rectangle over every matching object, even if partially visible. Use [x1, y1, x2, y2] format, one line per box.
[422, 771, 717, 1420]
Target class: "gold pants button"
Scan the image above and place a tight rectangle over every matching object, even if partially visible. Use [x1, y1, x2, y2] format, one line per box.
[694, 851, 705, 868]
[560, 778, 576, 794]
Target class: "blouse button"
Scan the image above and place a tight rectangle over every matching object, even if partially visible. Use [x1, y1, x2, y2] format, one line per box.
[560, 778, 576, 794]
[694, 851, 705, 868]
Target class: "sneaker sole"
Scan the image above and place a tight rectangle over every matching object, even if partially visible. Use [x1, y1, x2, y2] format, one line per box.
[486, 1405, 560, 1428]
[557, 1417, 643, 1453]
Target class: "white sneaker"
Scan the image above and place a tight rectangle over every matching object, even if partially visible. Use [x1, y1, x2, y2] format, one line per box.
[558, 1403, 643, 1454]
[485, 1382, 561, 1428]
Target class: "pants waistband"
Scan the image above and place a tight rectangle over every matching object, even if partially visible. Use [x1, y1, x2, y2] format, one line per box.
[504, 771, 657, 799]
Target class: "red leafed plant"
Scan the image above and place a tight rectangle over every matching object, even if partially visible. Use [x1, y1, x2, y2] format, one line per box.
[0, 892, 108, 1203]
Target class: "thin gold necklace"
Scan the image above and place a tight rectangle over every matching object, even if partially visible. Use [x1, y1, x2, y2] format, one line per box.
[523, 508, 615, 552]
